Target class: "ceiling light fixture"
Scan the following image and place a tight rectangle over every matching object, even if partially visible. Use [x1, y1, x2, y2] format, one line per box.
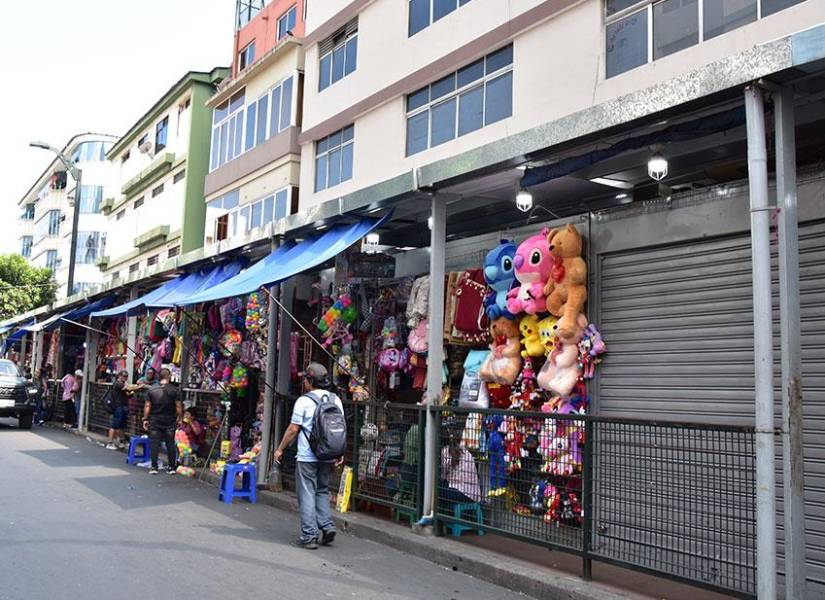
[647, 152, 668, 182]
[516, 188, 533, 212]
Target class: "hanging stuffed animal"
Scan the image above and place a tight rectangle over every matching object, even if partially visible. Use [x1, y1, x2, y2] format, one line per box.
[479, 317, 522, 385]
[537, 313, 588, 397]
[380, 316, 400, 349]
[537, 315, 559, 356]
[378, 347, 401, 389]
[509, 359, 542, 411]
[484, 415, 506, 497]
[519, 315, 544, 358]
[461, 412, 483, 451]
[503, 416, 523, 474]
[544, 224, 588, 339]
[483, 240, 518, 321]
[506, 228, 553, 315]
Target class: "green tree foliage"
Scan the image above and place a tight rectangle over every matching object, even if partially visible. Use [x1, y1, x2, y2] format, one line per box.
[0, 254, 57, 321]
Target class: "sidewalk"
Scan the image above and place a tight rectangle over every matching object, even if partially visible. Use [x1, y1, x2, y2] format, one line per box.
[72, 426, 733, 600]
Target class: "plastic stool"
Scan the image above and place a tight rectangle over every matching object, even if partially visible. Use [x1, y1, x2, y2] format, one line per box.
[392, 482, 417, 526]
[447, 502, 485, 538]
[126, 436, 151, 465]
[219, 463, 257, 504]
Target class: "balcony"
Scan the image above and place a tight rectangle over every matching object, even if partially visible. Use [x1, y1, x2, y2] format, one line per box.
[100, 198, 115, 216]
[121, 152, 175, 199]
[133, 225, 170, 251]
[96, 255, 110, 270]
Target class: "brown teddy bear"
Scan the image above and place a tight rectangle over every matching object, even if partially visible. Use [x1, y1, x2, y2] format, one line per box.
[543, 223, 587, 339]
[479, 317, 522, 385]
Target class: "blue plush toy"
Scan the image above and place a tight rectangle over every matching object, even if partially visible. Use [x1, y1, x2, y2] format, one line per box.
[483, 240, 519, 321]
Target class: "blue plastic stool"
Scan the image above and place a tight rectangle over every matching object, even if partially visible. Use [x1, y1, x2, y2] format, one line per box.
[126, 436, 151, 465]
[219, 463, 257, 504]
[447, 502, 485, 538]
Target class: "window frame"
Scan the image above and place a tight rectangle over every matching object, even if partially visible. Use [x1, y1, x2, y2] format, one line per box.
[210, 89, 247, 171]
[45, 249, 58, 272]
[277, 5, 298, 40]
[405, 45, 514, 156]
[20, 236, 33, 258]
[238, 41, 256, 72]
[408, 0, 473, 37]
[314, 126, 355, 192]
[318, 22, 358, 91]
[155, 116, 169, 153]
[133, 197, 145, 210]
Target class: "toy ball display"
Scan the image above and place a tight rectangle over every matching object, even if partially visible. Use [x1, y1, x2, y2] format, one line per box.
[230, 364, 249, 389]
[220, 328, 242, 356]
[318, 294, 354, 332]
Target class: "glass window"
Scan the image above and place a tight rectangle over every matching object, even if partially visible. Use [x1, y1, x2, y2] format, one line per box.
[155, 116, 169, 152]
[458, 85, 484, 136]
[20, 236, 32, 258]
[486, 45, 513, 73]
[45, 250, 58, 271]
[152, 184, 164, 198]
[78, 186, 104, 214]
[277, 5, 297, 39]
[233, 113, 244, 158]
[167, 246, 179, 258]
[409, 0, 430, 35]
[344, 36, 358, 76]
[457, 59, 484, 88]
[315, 126, 354, 191]
[408, 88, 429, 112]
[431, 74, 456, 101]
[761, 0, 805, 15]
[263, 195, 274, 223]
[606, 10, 648, 78]
[406, 112, 429, 156]
[245, 102, 258, 152]
[134, 197, 144, 209]
[328, 148, 342, 187]
[256, 95, 269, 145]
[270, 85, 282, 137]
[239, 41, 256, 71]
[319, 24, 357, 91]
[251, 201, 262, 229]
[147, 255, 158, 267]
[223, 190, 239, 210]
[275, 189, 289, 219]
[703, 0, 756, 38]
[341, 144, 354, 182]
[431, 98, 457, 147]
[75, 232, 106, 265]
[332, 45, 346, 82]
[72, 141, 108, 163]
[319, 54, 332, 91]
[21, 203, 35, 220]
[653, 0, 698, 60]
[116, 210, 125, 220]
[211, 91, 246, 170]
[240, 206, 250, 232]
[433, 0, 457, 21]
[280, 76, 293, 131]
[606, 0, 644, 15]
[130, 263, 139, 274]
[173, 169, 186, 184]
[485, 71, 513, 125]
[315, 154, 328, 191]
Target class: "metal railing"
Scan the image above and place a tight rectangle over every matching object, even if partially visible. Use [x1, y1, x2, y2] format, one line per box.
[430, 406, 756, 598]
[86, 381, 113, 434]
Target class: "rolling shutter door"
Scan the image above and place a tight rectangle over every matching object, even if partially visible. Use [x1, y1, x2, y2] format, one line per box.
[596, 220, 825, 597]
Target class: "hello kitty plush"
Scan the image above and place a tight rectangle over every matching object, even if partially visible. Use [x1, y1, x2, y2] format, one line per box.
[506, 228, 553, 315]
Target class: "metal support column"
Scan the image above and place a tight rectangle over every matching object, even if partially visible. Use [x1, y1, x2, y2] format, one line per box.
[77, 324, 93, 433]
[125, 288, 139, 383]
[258, 240, 281, 483]
[272, 280, 294, 491]
[745, 85, 777, 600]
[775, 85, 807, 599]
[422, 194, 447, 519]
[33, 331, 44, 376]
[20, 334, 28, 372]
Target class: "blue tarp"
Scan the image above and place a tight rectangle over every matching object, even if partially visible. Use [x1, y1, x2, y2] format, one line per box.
[23, 312, 65, 333]
[6, 322, 34, 342]
[179, 215, 388, 305]
[91, 261, 244, 319]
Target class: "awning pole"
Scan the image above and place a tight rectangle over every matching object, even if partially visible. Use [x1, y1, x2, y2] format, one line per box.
[258, 238, 281, 484]
[745, 84, 777, 600]
[77, 322, 93, 433]
[125, 288, 139, 383]
[422, 194, 447, 520]
[775, 85, 807, 598]
[272, 281, 294, 491]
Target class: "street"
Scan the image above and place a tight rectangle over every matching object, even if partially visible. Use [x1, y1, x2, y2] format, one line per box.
[0, 421, 520, 600]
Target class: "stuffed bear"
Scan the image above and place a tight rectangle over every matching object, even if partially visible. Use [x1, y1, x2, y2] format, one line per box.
[537, 313, 588, 397]
[543, 223, 588, 339]
[483, 240, 518, 321]
[506, 228, 553, 316]
[479, 317, 522, 385]
[519, 315, 545, 358]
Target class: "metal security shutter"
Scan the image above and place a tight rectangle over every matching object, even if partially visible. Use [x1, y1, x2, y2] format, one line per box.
[596, 220, 825, 597]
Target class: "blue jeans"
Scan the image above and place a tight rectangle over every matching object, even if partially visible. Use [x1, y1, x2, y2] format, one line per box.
[296, 461, 335, 542]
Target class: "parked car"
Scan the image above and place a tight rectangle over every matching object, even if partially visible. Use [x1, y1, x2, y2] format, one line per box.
[0, 359, 38, 429]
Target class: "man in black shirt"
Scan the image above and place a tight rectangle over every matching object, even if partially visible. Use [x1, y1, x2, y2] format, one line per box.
[142, 368, 182, 475]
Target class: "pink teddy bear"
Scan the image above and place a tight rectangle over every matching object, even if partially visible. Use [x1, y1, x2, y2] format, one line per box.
[506, 228, 553, 315]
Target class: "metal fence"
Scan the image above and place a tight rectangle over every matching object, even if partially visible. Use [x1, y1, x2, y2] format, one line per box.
[429, 406, 756, 598]
[351, 402, 425, 524]
[86, 382, 113, 435]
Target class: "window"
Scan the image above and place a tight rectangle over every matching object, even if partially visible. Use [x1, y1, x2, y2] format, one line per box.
[210, 90, 246, 170]
[34, 210, 61, 242]
[167, 246, 180, 258]
[409, 0, 472, 36]
[122, 151, 130, 163]
[78, 186, 104, 214]
[207, 188, 289, 241]
[270, 76, 294, 136]
[45, 250, 58, 272]
[138, 133, 149, 148]
[129, 262, 139, 274]
[173, 169, 186, 184]
[71, 141, 110, 163]
[134, 197, 145, 209]
[111, 271, 120, 282]
[152, 184, 164, 198]
[155, 116, 169, 153]
[116, 210, 126, 221]
[277, 5, 297, 39]
[318, 20, 358, 91]
[237, 0, 263, 28]
[21, 203, 35, 220]
[604, 0, 797, 77]
[20, 236, 32, 259]
[406, 45, 513, 156]
[238, 41, 256, 71]
[315, 126, 354, 191]
[75, 232, 107, 265]
[48, 210, 61, 236]
[147, 255, 158, 267]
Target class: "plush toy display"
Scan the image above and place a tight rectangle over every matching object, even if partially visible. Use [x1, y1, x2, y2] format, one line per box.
[537, 313, 588, 397]
[519, 315, 545, 358]
[479, 317, 522, 385]
[537, 315, 559, 356]
[544, 224, 588, 339]
[483, 240, 518, 321]
[506, 228, 553, 315]
[503, 416, 523, 474]
[485, 415, 506, 497]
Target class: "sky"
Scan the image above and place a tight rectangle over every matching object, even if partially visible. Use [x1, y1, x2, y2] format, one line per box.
[0, 0, 236, 254]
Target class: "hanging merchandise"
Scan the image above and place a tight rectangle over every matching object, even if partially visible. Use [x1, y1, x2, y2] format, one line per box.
[519, 315, 545, 358]
[544, 224, 588, 339]
[407, 318, 428, 354]
[537, 313, 588, 397]
[219, 328, 242, 357]
[506, 228, 554, 315]
[537, 315, 559, 355]
[245, 292, 264, 334]
[483, 240, 518, 321]
[406, 276, 430, 327]
[451, 269, 490, 344]
[479, 318, 521, 386]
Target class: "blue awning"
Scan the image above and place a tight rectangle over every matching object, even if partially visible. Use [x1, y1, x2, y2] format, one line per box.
[23, 312, 66, 333]
[91, 261, 244, 319]
[6, 322, 34, 341]
[179, 215, 388, 305]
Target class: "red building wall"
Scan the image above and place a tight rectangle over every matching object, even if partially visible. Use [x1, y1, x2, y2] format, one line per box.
[233, 0, 306, 77]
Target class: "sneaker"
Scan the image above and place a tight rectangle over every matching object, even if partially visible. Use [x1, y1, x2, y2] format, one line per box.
[320, 529, 336, 546]
[105, 443, 118, 450]
[167, 468, 177, 475]
[149, 468, 159, 475]
[292, 538, 318, 550]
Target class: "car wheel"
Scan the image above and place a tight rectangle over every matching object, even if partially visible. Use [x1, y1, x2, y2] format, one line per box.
[18, 412, 33, 430]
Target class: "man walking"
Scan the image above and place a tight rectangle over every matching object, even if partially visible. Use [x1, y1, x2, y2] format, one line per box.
[106, 370, 133, 450]
[142, 368, 182, 475]
[274, 363, 345, 550]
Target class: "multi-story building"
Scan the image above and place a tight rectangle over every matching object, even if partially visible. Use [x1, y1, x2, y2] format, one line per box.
[102, 68, 229, 284]
[16, 133, 118, 299]
[202, 0, 304, 252]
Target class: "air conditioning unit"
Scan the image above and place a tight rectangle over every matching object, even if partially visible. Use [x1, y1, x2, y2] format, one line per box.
[138, 138, 154, 155]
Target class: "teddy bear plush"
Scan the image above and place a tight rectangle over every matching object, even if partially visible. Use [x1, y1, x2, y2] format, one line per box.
[537, 313, 588, 397]
[506, 228, 553, 316]
[519, 314, 545, 358]
[479, 317, 522, 385]
[543, 223, 588, 339]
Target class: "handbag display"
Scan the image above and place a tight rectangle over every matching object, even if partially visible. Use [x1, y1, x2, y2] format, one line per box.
[452, 269, 490, 345]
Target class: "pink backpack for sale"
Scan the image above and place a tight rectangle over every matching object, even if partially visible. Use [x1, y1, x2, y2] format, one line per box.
[407, 319, 429, 354]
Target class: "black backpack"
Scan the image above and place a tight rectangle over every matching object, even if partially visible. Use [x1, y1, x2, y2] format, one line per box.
[303, 392, 347, 461]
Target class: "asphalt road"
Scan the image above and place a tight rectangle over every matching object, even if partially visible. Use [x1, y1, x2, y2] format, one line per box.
[0, 420, 519, 600]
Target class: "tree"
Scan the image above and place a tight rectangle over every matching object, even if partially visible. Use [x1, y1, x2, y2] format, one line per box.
[0, 254, 57, 321]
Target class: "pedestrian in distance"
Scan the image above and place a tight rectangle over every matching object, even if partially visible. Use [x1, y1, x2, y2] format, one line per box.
[106, 370, 140, 450]
[142, 368, 182, 475]
[274, 362, 347, 550]
[61, 369, 82, 429]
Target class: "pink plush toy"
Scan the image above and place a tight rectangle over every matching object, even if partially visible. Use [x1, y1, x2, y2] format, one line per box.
[506, 228, 553, 315]
[537, 313, 588, 397]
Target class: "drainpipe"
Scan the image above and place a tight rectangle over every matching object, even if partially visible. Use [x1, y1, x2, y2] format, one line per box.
[744, 85, 777, 600]
[421, 194, 447, 520]
[258, 238, 281, 484]
[774, 85, 807, 599]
